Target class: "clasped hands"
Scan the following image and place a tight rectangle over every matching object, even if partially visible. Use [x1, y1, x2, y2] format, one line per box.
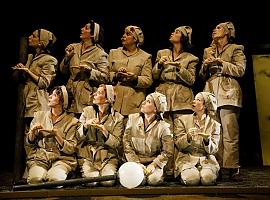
[139, 162, 157, 175]
[85, 118, 108, 137]
[158, 56, 180, 68]
[29, 124, 60, 140]
[12, 63, 30, 73]
[115, 67, 137, 81]
[203, 57, 223, 67]
[187, 128, 210, 142]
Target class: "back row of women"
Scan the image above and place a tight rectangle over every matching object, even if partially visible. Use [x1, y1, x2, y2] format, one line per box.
[13, 19, 246, 186]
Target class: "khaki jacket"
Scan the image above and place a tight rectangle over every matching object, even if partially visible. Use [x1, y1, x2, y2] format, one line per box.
[108, 47, 153, 115]
[77, 105, 124, 170]
[174, 114, 220, 177]
[123, 113, 174, 169]
[60, 44, 109, 114]
[199, 44, 246, 107]
[23, 54, 57, 117]
[26, 111, 80, 171]
[153, 50, 199, 111]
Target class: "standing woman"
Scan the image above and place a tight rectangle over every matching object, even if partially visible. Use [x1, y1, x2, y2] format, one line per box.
[123, 92, 174, 186]
[60, 20, 109, 118]
[199, 22, 246, 181]
[25, 86, 80, 184]
[77, 84, 124, 186]
[174, 92, 220, 186]
[152, 26, 199, 130]
[108, 25, 153, 123]
[13, 28, 57, 133]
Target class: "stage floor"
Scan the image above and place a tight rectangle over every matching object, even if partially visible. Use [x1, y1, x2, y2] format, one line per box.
[1, 167, 270, 199]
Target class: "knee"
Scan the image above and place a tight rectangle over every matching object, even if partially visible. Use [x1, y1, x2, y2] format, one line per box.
[101, 167, 116, 176]
[47, 167, 67, 182]
[27, 165, 46, 184]
[147, 173, 163, 186]
[200, 169, 217, 186]
[180, 169, 200, 186]
[28, 176, 43, 184]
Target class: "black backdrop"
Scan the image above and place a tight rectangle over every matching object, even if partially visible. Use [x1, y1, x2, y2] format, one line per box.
[1, 1, 269, 172]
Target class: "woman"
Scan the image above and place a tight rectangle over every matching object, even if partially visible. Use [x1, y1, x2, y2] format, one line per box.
[123, 92, 174, 186]
[60, 20, 109, 117]
[108, 25, 153, 122]
[174, 92, 220, 186]
[77, 84, 124, 186]
[25, 86, 80, 184]
[199, 21, 246, 181]
[13, 28, 57, 130]
[152, 25, 199, 129]
[12, 28, 58, 181]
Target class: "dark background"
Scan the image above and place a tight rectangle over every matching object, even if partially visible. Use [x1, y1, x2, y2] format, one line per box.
[1, 1, 269, 174]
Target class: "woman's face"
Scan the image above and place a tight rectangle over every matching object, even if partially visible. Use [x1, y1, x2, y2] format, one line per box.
[80, 23, 91, 41]
[48, 90, 61, 108]
[28, 30, 40, 48]
[93, 86, 107, 105]
[169, 29, 182, 43]
[121, 29, 136, 46]
[192, 93, 206, 113]
[141, 96, 156, 115]
[212, 24, 227, 40]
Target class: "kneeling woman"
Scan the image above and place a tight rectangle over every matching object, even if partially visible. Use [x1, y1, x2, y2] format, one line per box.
[123, 92, 174, 186]
[77, 84, 124, 186]
[174, 92, 220, 186]
[25, 86, 80, 184]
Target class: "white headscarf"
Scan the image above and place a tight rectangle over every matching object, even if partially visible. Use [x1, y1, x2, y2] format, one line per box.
[175, 26, 192, 45]
[218, 21, 235, 38]
[125, 25, 144, 46]
[60, 85, 68, 110]
[38, 29, 57, 47]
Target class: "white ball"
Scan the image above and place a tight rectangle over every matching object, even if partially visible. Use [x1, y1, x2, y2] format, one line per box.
[118, 162, 144, 189]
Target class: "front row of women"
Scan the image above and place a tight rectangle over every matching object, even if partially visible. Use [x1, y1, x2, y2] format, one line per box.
[25, 84, 220, 187]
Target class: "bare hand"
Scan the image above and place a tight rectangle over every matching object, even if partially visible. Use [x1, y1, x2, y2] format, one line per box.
[196, 132, 210, 141]
[12, 63, 29, 73]
[79, 65, 92, 71]
[158, 56, 168, 65]
[85, 118, 99, 128]
[118, 67, 127, 73]
[145, 163, 156, 175]
[65, 44, 75, 58]
[38, 129, 54, 138]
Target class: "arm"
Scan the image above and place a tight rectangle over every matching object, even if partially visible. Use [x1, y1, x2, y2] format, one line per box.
[105, 115, 125, 149]
[221, 45, 246, 78]
[152, 51, 164, 80]
[174, 116, 192, 151]
[57, 121, 79, 155]
[123, 115, 140, 163]
[89, 53, 109, 84]
[202, 120, 220, 154]
[136, 55, 153, 88]
[152, 126, 174, 168]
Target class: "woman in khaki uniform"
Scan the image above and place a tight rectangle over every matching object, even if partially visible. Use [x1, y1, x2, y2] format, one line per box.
[199, 22, 246, 181]
[153, 26, 199, 129]
[77, 84, 124, 186]
[60, 20, 109, 117]
[108, 25, 153, 121]
[123, 92, 174, 186]
[25, 86, 80, 184]
[174, 92, 220, 186]
[13, 29, 57, 130]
